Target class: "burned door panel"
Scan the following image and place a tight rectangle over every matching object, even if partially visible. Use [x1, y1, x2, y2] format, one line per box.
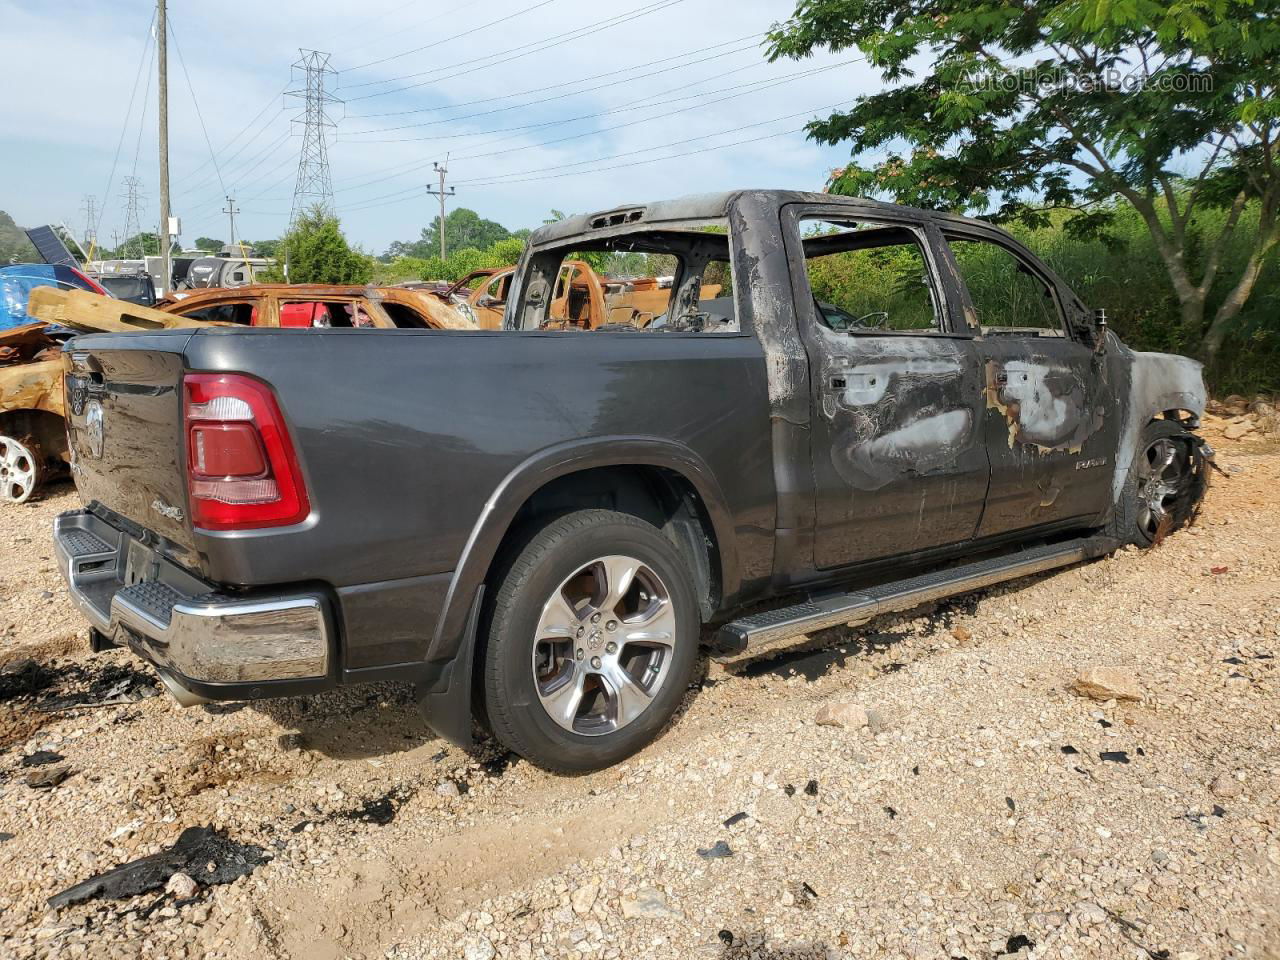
[976, 339, 1116, 533]
[940, 230, 1120, 535]
[809, 327, 989, 568]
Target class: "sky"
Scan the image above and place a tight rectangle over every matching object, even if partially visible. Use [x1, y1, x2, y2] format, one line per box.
[0, 0, 882, 255]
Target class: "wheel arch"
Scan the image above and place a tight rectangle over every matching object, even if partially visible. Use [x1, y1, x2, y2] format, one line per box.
[428, 438, 739, 666]
[0, 408, 69, 463]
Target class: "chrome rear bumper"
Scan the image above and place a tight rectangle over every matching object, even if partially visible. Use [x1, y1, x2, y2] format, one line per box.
[54, 509, 331, 699]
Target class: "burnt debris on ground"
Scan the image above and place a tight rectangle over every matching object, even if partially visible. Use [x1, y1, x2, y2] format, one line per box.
[1, 658, 159, 711]
[48, 826, 270, 909]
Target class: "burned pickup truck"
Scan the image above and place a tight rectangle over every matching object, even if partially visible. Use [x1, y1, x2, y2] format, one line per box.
[51, 190, 1208, 771]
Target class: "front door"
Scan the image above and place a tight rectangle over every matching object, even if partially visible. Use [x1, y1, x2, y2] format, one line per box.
[783, 206, 991, 569]
[941, 229, 1119, 535]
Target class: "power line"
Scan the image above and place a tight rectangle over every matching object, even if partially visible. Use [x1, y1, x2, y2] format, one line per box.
[167, 18, 227, 200]
[343, 0, 684, 101]
[340, 124, 813, 214]
[346, 31, 766, 121]
[337, 98, 852, 213]
[96, 8, 156, 253]
[177, 87, 289, 192]
[331, 34, 767, 193]
[337, 56, 861, 163]
[340, 0, 561, 75]
[340, 40, 764, 136]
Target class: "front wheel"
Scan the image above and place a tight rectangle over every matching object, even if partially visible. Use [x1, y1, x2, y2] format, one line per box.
[1108, 420, 1208, 546]
[481, 509, 700, 772]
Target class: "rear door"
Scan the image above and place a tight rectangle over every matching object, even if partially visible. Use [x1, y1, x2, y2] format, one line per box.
[782, 203, 990, 569]
[941, 227, 1118, 535]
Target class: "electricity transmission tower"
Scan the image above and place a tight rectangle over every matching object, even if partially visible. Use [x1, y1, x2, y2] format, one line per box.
[286, 49, 340, 226]
[80, 195, 99, 253]
[120, 177, 145, 258]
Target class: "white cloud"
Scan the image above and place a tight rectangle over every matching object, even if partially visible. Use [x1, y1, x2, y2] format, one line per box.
[0, 0, 877, 252]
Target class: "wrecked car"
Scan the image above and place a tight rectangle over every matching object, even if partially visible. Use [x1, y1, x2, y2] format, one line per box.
[155, 283, 474, 329]
[440, 261, 719, 330]
[49, 190, 1209, 772]
[2, 283, 473, 503]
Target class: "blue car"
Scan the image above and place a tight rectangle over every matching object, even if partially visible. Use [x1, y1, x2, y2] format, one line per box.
[0, 262, 107, 330]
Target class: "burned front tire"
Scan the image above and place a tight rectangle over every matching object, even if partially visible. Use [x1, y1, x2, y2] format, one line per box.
[0, 435, 42, 504]
[1107, 420, 1208, 547]
[481, 509, 700, 772]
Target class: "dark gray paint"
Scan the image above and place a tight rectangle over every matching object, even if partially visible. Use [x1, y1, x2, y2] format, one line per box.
[61, 189, 1206, 707]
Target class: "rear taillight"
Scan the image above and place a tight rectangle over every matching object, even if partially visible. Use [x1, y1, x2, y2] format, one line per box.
[183, 373, 310, 530]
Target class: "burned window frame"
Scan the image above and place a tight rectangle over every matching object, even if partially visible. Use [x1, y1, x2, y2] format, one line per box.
[507, 218, 744, 335]
[942, 229, 1071, 339]
[788, 213, 962, 337]
[796, 218, 950, 337]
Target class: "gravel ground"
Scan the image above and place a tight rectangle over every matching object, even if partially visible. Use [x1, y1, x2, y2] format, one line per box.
[1, 414, 1277, 960]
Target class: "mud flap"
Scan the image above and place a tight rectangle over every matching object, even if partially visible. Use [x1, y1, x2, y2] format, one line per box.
[415, 586, 484, 749]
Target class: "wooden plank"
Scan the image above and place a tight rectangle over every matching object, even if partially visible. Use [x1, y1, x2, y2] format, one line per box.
[25, 287, 220, 333]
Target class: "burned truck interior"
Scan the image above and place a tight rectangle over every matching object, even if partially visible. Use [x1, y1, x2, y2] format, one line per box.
[513, 226, 737, 333]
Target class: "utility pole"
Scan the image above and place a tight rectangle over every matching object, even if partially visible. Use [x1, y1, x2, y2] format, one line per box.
[426, 160, 456, 260]
[157, 0, 172, 295]
[223, 196, 240, 250]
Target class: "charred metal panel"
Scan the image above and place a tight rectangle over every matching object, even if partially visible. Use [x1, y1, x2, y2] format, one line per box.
[807, 329, 989, 567]
[1109, 342, 1207, 503]
[983, 356, 1106, 453]
[975, 337, 1118, 535]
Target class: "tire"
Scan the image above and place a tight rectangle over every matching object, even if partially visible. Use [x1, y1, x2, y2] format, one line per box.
[481, 509, 701, 772]
[1107, 419, 1208, 547]
[0, 435, 43, 505]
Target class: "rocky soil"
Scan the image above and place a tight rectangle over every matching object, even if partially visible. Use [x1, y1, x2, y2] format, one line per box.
[1, 414, 1277, 960]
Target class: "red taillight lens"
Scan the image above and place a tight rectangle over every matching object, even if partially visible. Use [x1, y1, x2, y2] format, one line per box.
[190, 423, 267, 478]
[183, 373, 310, 530]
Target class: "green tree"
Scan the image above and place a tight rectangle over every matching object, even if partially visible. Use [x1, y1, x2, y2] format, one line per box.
[193, 236, 224, 252]
[0, 210, 37, 263]
[251, 238, 281, 258]
[265, 207, 373, 284]
[768, 0, 1280, 365]
[385, 208, 512, 260]
[103, 232, 162, 258]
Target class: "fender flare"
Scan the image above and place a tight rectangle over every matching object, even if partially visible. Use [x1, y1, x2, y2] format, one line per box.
[426, 436, 740, 666]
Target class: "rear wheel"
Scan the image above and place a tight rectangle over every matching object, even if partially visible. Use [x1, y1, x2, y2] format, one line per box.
[0, 435, 41, 504]
[1109, 420, 1207, 546]
[481, 509, 700, 772]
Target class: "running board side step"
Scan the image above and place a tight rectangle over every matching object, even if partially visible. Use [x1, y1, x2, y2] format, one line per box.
[712, 536, 1117, 661]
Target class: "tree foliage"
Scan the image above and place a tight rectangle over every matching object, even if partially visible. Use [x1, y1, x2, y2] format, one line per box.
[193, 236, 224, 253]
[263, 207, 373, 285]
[373, 234, 528, 285]
[384, 207, 513, 260]
[0, 211, 37, 263]
[768, 0, 1280, 365]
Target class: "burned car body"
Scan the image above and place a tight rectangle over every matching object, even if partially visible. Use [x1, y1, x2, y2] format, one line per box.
[49, 190, 1208, 772]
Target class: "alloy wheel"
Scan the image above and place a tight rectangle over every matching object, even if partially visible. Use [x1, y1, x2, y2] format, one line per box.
[0, 436, 38, 505]
[531, 555, 678, 736]
[1135, 436, 1186, 539]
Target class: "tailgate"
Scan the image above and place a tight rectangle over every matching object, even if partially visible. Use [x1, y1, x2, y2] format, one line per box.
[63, 330, 197, 556]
